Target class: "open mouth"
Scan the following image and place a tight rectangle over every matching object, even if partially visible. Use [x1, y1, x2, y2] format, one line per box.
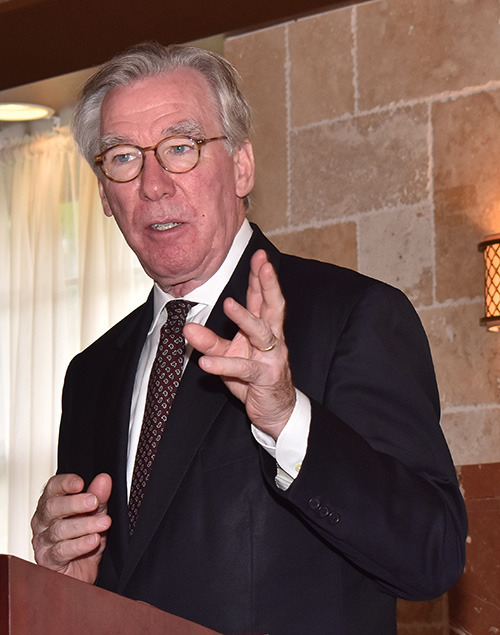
[150, 222, 182, 231]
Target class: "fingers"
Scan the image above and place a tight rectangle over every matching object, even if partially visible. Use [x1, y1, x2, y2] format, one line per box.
[40, 508, 109, 550]
[223, 295, 281, 356]
[87, 473, 113, 513]
[256, 333, 278, 352]
[32, 474, 91, 530]
[43, 473, 85, 498]
[40, 532, 103, 571]
[34, 526, 105, 581]
[184, 322, 228, 357]
[199, 353, 259, 383]
[246, 249, 267, 316]
[184, 249, 286, 362]
[184, 249, 295, 439]
[247, 250, 285, 333]
[31, 472, 112, 579]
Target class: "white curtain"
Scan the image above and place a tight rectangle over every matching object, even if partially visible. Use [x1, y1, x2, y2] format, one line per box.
[0, 128, 151, 560]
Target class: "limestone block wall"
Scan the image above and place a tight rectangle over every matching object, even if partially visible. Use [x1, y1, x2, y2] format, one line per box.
[225, 0, 500, 631]
[225, 0, 500, 468]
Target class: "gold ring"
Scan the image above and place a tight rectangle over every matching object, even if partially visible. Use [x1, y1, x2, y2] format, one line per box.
[258, 335, 278, 352]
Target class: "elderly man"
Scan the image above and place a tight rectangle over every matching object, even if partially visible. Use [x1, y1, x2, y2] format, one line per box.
[31, 42, 467, 635]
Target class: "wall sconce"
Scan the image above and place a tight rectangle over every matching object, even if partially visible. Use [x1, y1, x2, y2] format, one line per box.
[478, 233, 500, 331]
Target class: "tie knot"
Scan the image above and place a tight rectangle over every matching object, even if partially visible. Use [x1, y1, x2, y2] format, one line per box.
[165, 300, 196, 325]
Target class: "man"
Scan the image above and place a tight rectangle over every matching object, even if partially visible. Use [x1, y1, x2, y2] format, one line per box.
[31, 42, 467, 635]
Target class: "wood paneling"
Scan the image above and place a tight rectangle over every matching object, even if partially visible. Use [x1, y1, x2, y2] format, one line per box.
[0, 0, 366, 90]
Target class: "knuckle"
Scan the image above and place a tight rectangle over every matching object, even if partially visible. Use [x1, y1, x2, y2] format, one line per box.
[44, 474, 60, 496]
[43, 495, 58, 520]
[50, 539, 67, 565]
[31, 534, 41, 556]
[33, 546, 48, 566]
[33, 502, 51, 528]
[30, 510, 40, 533]
[47, 518, 65, 543]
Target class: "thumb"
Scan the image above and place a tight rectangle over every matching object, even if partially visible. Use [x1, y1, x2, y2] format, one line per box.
[87, 473, 112, 513]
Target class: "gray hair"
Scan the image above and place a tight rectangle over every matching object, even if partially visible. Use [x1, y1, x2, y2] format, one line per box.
[72, 41, 253, 170]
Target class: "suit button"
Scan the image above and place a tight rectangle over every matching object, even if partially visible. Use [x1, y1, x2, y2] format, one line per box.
[309, 497, 321, 510]
[328, 512, 341, 525]
[319, 505, 330, 518]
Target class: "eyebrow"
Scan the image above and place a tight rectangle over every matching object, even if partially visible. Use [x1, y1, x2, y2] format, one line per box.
[98, 134, 130, 151]
[163, 120, 204, 137]
[98, 120, 206, 152]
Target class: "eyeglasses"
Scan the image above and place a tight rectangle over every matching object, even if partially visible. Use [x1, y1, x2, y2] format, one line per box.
[94, 135, 228, 183]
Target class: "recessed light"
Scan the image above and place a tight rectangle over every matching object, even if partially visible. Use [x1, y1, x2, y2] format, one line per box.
[0, 102, 55, 122]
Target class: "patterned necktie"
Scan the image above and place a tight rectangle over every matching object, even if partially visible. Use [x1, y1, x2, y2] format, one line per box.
[128, 299, 195, 534]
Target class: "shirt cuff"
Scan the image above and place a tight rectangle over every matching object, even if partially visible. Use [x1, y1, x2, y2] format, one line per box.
[251, 389, 311, 490]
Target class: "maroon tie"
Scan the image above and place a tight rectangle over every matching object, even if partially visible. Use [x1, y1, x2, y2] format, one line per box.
[128, 299, 194, 534]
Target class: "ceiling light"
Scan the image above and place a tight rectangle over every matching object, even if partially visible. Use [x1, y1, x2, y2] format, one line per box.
[0, 102, 55, 122]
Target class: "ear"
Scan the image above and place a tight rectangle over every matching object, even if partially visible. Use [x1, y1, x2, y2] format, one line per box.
[98, 180, 114, 218]
[234, 140, 255, 199]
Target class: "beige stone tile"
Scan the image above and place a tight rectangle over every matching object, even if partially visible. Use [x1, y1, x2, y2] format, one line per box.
[290, 104, 428, 222]
[358, 204, 433, 307]
[441, 409, 500, 466]
[289, 9, 354, 127]
[225, 28, 288, 232]
[442, 410, 500, 466]
[433, 91, 500, 303]
[357, 0, 500, 110]
[433, 186, 485, 304]
[271, 222, 357, 269]
[419, 302, 500, 410]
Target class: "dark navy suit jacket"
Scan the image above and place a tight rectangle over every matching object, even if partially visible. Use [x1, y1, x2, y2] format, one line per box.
[57, 225, 467, 635]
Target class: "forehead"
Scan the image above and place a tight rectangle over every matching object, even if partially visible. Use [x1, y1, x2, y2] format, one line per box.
[99, 68, 220, 139]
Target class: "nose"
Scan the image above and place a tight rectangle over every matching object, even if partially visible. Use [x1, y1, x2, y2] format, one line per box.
[139, 150, 176, 201]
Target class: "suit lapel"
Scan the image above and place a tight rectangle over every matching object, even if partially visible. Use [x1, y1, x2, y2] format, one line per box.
[94, 294, 154, 577]
[117, 225, 281, 591]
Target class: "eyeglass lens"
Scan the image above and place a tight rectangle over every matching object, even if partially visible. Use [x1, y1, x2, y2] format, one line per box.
[101, 137, 201, 181]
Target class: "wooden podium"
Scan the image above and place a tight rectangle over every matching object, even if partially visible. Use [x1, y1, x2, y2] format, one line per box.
[0, 554, 223, 634]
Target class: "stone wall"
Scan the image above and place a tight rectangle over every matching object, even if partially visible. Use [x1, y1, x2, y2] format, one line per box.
[225, 0, 500, 631]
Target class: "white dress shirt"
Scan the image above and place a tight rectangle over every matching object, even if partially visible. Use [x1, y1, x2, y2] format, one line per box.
[126, 219, 311, 496]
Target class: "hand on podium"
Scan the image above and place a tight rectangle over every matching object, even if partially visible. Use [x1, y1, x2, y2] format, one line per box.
[31, 472, 112, 583]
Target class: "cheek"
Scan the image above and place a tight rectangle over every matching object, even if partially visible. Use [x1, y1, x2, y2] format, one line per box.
[104, 188, 136, 222]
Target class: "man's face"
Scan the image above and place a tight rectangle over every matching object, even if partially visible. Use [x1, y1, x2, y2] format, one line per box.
[97, 68, 254, 296]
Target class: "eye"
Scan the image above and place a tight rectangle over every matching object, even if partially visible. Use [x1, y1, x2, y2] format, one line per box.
[111, 151, 138, 164]
[156, 138, 198, 172]
[161, 137, 197, 155]
[115, 153, 134, 163]
[104, 145, 140, 166]
[171, 144, 192, 155]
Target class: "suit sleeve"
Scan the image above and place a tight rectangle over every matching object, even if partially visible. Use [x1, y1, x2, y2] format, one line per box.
[261, 280, 467, 601]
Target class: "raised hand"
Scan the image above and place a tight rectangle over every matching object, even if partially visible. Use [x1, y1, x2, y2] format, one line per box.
[184, 249, 296, 439]
[31, 472, 112, 583]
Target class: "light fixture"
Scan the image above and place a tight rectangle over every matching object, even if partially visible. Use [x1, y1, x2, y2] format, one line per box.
[0, 102, 55, 122]
[478, 233, 500, 331]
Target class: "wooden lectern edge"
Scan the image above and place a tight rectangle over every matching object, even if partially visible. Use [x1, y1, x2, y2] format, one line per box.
[1, 554, 223, 634]
[1, 554, 268, 634]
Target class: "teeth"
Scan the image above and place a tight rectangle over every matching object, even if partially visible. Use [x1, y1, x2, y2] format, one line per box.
[151, 222, 182, 231]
